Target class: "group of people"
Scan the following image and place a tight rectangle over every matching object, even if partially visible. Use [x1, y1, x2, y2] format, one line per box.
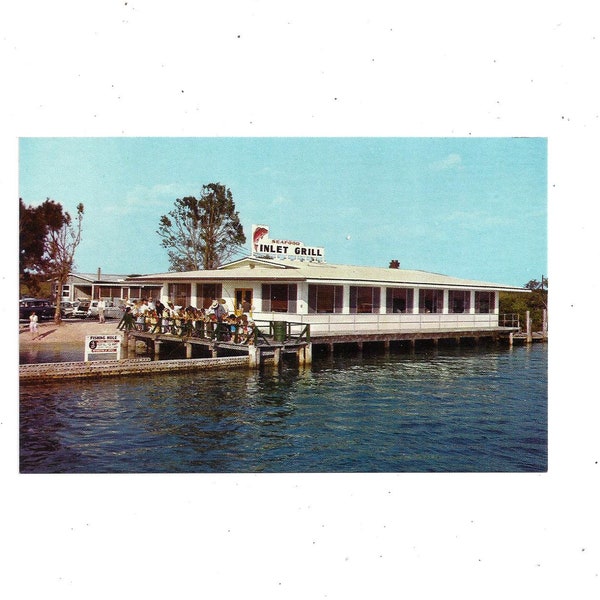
[117, 297, 255, 344]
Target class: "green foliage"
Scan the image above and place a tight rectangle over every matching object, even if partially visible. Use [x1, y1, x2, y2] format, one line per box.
[500, 278, 548, 331]
[19, 198, 70, 295]
[157, 183, 246, 271]
[19, 198, 84, 323]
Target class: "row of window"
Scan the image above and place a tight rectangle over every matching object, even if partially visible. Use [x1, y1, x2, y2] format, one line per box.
[264, 284, 495, 314]
[163, 283, 496, 314]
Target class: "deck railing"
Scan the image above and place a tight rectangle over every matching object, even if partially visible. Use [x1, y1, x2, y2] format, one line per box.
[251, 320, 311, 346]
[498, 313, 521, 328]
[259, 311, 505, 336]
[119, 312, 517, 343]
[117, 314, 311, 347]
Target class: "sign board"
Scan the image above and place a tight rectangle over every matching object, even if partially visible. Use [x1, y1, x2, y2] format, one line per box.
[84, 335, 121, 362]
[251, 224, 325, 261]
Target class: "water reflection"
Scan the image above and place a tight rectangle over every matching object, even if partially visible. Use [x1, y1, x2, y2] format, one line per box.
[20, 345, 547, 473]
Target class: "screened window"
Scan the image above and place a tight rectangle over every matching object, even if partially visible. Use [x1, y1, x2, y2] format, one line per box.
[475, 291, 495, 314]
[308, 284, 343, 313]
[127, 286, 145, 300]
[418, 289, 443, 313]
[97, 286, 123, 300]
[261, 284, 297, 313]
[448, 290, 471, 314]
[168, 283, 191, 308]
[386, 288, 414, 313]
[349, 286, 381, 314]
[197, 283, 223, 309]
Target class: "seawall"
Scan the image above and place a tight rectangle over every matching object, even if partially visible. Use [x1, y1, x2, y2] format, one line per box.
[19, 355, 250, 384]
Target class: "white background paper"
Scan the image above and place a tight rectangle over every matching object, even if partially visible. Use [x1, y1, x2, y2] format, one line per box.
[2, 1, 598, 598]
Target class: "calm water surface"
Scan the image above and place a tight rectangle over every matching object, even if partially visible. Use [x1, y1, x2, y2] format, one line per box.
[20, 344, 547, 473]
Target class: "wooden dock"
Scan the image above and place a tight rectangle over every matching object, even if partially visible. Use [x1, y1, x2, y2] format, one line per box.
[125, 324, 520, 365]
[509, 331, 548, 344]
[19, 322, 527, 383]
[125, 330, 311, 369]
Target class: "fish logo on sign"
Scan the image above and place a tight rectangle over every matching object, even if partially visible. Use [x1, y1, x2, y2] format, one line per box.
[252, 225, 269, 253]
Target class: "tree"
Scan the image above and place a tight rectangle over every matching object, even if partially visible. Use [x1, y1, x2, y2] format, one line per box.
[20, 198, 84, 323]
[524, 276, 548, 292]
[157, 183, 246, 271]
[500, 276, 548, 331]
[19, 198, 75, 296]
[20, 198, 48, 294]
[45, 202, 84, 323]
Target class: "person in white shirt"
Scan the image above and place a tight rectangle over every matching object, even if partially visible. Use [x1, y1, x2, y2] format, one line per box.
[97, 299, 106, 323]
[29, 312, 39, 339]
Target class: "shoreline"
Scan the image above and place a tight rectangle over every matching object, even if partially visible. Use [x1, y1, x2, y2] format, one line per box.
[19, 319, 123, 350]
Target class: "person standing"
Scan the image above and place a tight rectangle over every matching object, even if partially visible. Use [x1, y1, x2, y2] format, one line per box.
[97, 298, 106, 323]
[29, 312, 38, 339]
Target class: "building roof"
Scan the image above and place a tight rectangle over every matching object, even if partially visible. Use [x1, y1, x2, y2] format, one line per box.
[126, 257, 526, 292]
[70, 272, 130, 284]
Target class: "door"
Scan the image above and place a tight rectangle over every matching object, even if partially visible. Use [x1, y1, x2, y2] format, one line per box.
[235, 288, 253, 315]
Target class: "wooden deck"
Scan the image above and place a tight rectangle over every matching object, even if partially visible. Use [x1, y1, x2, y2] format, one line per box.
[19, 324, 529, 383]
[510, 331, 548, 343]
[310, 327, 517, 345]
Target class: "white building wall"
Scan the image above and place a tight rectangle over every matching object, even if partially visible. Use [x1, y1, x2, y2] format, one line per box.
[297, 282, 309, 315]
[254, 287, 500, 333]
[412, 288, 420, 314]
[343, 284, 351, 314]
[160, 283, 169, 305]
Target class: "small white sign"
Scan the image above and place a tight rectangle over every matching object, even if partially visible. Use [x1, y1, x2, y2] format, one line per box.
[84, 335, 121, 362]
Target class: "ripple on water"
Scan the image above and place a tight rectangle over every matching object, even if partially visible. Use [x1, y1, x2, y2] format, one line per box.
[20, 344, 547, 472]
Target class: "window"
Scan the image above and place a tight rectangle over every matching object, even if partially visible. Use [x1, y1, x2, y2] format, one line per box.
[197, 283, 222, 309]
[308, 284, 343, 313]
[386, 288, 414, 313]
[448, 290, 470, 314]
[168, 283, 191, 308]
[127, 287, 147, 301]
[96, 286, 123, 300]
[475, 291, 495, 314]
[350, 286, 381, 314]
[418, 289, 443, 313]
[261, 284, 297, 313]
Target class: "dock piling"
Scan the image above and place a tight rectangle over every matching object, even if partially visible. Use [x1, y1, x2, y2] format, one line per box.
[526, 310, 532, 343]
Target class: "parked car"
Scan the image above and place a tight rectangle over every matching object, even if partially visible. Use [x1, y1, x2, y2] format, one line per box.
[19, 298, 55, 321]
[72, 301, 90, 318]
[60, 300, 78, 318]
[87, 300, 125, 320]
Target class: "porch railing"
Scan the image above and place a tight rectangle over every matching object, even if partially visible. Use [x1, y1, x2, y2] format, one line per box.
[117, 314, 311, 347]
[498, 313, 520, 328]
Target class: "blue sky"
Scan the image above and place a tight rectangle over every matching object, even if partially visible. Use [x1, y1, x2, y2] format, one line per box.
[19, 137, 546, 287]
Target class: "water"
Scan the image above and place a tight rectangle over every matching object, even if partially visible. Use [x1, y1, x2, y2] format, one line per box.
[19, 343, 547, 473]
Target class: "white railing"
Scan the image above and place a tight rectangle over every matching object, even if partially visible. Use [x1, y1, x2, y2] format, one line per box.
[255, 311, 501, 336]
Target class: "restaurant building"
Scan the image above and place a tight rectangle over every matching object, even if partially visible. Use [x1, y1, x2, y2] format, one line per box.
[126, 225, 525, 338]
[59, 270, 162, 303]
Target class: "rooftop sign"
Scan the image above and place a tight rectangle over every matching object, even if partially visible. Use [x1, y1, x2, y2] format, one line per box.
[251, 224, 325, 261]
